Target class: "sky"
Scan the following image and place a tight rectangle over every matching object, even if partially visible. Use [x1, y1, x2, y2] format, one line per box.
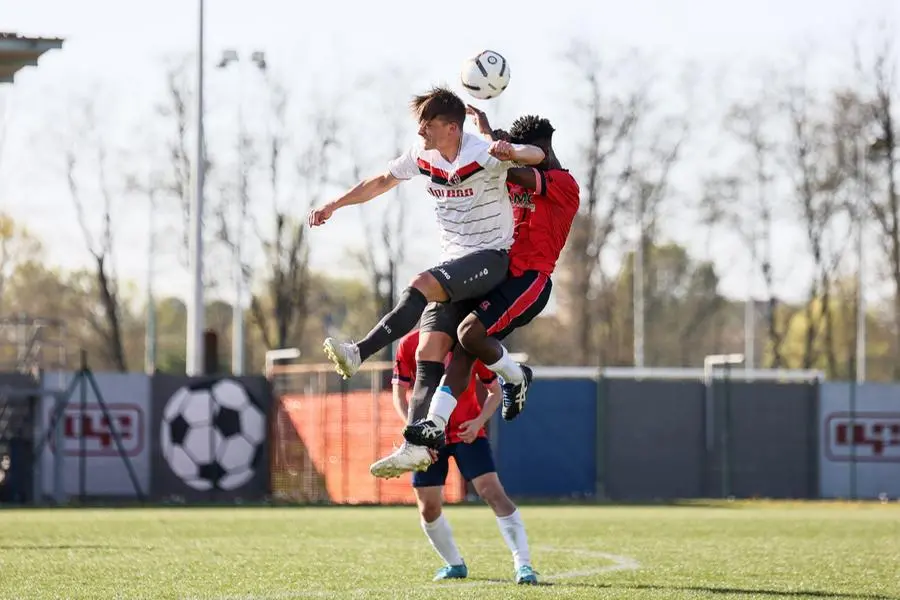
[1, 0, 899, 313]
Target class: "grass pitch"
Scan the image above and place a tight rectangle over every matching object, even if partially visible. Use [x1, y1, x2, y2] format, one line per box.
[1, 502, 898, 599]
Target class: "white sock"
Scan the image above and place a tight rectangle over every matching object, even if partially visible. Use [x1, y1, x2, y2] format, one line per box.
[487, 346, 523, 384]
[422, 514, 464, 566]
[496, 509, 531, 570]
[427, 387, 457, 429]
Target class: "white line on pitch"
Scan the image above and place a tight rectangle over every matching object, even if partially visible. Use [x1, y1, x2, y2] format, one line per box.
[194, 546, 641, 600]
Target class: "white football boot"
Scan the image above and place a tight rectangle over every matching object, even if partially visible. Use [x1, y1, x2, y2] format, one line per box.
[323, 338, 361, 379]
[369, 442, 434, 479]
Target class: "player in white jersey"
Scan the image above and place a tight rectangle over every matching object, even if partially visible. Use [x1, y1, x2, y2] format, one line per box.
[307, 87, 544, 474]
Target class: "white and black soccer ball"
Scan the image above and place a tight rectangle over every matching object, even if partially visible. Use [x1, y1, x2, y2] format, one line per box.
[160, 379, 265, 491]
[460, 50, 510, 100]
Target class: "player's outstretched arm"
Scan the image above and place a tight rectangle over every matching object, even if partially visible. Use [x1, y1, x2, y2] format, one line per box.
[307, 172, 401, 227]
[488, 140, 544, 166]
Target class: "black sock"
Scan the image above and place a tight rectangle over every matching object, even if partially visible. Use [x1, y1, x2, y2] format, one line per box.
[407, 360, 445, 424]
[356, 287, 428, 362]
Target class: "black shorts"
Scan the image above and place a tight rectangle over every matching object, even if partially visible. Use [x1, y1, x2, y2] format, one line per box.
[427, 249, 509, 302]
[419, 301, 465, 340]
[472, 270, 552, 341]
[412, 437, 496, 487]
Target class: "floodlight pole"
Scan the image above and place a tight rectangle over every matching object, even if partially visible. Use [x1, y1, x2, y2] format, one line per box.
[145, 188, 157, 375]
[633, 193, 645, 368]
[855, 137, 867, 384]
[744, 268, 755, 371]
[186, 0, 206, 375]
[849, 136, 871, 501]
[218, 49, 267, 376]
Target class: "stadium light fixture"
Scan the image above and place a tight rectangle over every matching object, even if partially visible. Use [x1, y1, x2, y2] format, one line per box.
[0, 33, 63, 83]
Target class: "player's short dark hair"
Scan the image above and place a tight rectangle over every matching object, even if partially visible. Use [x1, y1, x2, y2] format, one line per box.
[508, 115, 555, 145]
[410, 87, 466, 128]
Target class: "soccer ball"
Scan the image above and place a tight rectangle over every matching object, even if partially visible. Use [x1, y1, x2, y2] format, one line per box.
[460, 50, 510, 100]
[160, 379, 265, 491]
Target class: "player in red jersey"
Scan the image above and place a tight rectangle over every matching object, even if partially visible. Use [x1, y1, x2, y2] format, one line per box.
[403, 111, 581, 449]
[392, 330, 538, 585]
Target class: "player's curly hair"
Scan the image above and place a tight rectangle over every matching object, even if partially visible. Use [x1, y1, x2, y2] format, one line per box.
[491, 128, 511, 142]
[508, 115, 555, 145]
[410, 87, 466, 128]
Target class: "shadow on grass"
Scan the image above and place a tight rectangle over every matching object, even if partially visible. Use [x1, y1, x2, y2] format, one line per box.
[544, 581, 897, 599]
[464, 577, 551, 586]
[0, 543, 149, 551]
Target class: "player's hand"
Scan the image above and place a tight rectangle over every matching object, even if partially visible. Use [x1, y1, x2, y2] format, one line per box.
[457, 419, 483, 444]
[466, 104, 494, 138]
[488, 140, 514, 161]
[307, 203, 335, 227]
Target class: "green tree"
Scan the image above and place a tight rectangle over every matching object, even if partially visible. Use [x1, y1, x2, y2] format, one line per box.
[617, 243, 727, 367]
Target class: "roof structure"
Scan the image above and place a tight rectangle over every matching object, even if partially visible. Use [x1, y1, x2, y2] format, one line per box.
[0, 33, 64, 83]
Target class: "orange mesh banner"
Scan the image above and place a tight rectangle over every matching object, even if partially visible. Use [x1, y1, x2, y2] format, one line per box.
[271, 390, 465, 505]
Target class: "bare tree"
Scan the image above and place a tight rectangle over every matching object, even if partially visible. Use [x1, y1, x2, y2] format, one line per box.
[781, 76, 848, 372]
[558, 42, 692, 366]
[345, 72, 412, 361]
[155, 56, 195, 267]
[857, 31, 900, 377]
[61, 97, 128, 371]
[702, 85, 802, 369]
[155, 55, 221, 289]
[559, 43, 647, 366]
[631, 111, 690, 367]
[248, 86, 336, 351]
[212, 90, 257, 358]
[354, 178, 407, 341]
[631, 242, 724, 367]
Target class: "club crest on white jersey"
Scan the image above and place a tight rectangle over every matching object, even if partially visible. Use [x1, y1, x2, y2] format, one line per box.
[389, 133, 515, 261]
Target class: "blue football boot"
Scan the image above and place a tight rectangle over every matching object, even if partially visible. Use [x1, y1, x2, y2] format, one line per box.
[433, 562, 468, 581]
[515, 564, 539, 585]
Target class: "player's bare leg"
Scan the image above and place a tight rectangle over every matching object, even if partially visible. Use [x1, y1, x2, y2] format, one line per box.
[457, 314, 531, 420]
[324, 272, 448, 379]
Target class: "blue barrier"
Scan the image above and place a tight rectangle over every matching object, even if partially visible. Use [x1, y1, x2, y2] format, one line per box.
[492, 378, 597, 498]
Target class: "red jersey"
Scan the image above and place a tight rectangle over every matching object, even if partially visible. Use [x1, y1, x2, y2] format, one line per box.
[508, 168, 580, 277]
[391, 331, 497, 444]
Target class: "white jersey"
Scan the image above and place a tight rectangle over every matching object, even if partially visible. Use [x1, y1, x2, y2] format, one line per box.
[388, 132, 514, 261]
